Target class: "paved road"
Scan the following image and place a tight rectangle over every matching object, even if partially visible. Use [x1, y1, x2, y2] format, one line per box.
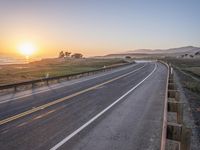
[0, 62, 168, 150]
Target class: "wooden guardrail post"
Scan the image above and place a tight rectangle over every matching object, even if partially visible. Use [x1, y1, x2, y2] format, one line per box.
[167, 123, 191, 150]
[168, 83, 176, 90]
[46, 80, 49, 86]
[14, 86, 17, 92]
[168, 101, 183, 124]
[181, 126, 191, 150]
[167, 122, 182, 141]
[32, 82, 35, 89]
[177, 103, 183, 124]
[57, 78, 61, 83]
[168, 90, 180, 101]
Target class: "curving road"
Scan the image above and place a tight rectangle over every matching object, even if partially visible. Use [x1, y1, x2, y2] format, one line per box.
[0, 61, 168, 150]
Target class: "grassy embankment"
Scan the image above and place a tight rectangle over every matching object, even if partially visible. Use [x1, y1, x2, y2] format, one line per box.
[164, 58, 200, 93]
[0, 58, 127, 86]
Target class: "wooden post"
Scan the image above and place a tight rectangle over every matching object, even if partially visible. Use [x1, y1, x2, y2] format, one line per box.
[32, 83, 35, 89]
[181, 127, 191, 150]
[167, 122, 182, 141]
[168, 101, 183, 124]
[167, 123, 191, 150]
[177, 103, 183, 124]
[14, 86, 17, 92]
[171, 67, 174, 75]
[169, 78, 174, 84]
[46, 80, 49, 86]
[168, 83, 176, 90]
[168, 90, 180, 101]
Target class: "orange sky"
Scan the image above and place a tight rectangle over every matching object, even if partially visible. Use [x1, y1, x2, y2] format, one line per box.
[1, 1, 200, 58]
[0, 26, 125, 58]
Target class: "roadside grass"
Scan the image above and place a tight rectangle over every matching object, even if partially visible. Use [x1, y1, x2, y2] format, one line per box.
[166, 58, 200, 68]
[182, 81, 200, 93]
[0, 58, 127, 85]
[163, 58, 200, 94]
[182, 67, 200, 78]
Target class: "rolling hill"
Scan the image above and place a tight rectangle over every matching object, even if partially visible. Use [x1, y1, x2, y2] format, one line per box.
[104, 46, 200, 58]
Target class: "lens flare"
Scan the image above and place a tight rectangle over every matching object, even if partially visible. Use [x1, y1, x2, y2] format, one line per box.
[18, 42, 36, 57]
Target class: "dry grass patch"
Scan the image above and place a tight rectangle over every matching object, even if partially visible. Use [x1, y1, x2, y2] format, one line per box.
[0, 58, 127, 85]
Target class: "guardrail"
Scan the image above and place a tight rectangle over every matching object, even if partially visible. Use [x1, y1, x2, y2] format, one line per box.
[159, 60, 169, 150]
[159, 60, 191, 150]
[166, 64, 191, 150]
[0, 62, 134, 92]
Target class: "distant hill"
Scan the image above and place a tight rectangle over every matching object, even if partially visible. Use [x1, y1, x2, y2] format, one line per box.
[127, 46, 200, 54]
[104, 46, 200, 58]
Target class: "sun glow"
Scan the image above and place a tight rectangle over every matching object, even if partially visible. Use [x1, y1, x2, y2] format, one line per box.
[18, 42, 36, 57]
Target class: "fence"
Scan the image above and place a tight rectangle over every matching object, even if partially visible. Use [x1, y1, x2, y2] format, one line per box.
[0, 62, 134, 92]
[160, 60, 191, 150]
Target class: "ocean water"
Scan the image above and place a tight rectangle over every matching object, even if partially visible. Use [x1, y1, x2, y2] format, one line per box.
[0, 56, 27, 65]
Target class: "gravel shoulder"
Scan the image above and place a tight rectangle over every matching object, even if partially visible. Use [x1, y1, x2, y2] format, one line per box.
[174, 68, 200, 150]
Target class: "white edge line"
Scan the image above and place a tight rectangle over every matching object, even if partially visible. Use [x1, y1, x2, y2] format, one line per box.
[0, 64, 139, 104]
[0, 64, 146, 124]
[50, 63, 157, 150]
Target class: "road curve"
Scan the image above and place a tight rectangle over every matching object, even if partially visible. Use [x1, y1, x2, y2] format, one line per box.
[0, 62, 168, 150]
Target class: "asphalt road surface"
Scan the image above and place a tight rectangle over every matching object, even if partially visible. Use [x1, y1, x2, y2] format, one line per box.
[0, 61, 168, 150]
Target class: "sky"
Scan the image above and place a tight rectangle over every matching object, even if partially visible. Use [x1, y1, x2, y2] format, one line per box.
[0, 0, 200, 57]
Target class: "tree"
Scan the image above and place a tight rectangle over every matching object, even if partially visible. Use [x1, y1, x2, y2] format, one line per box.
[58, 51, 65, 58]
[65, 52, 71, 57]
[195, 51, 200, 55]
[71, 53, 83, 59]
[125, 56, 131, 59]
[181, 55, 184, 58]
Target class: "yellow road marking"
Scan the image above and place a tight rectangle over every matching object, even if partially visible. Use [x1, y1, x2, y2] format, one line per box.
[0, 64, 146, 126]
[1, 129, 8, 134]
[33, 109, 57, 120]
[16, 122, 28, 127]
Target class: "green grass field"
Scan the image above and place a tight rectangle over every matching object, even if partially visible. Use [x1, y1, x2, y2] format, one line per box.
[163, 58, 200, 93]
[0, 58, 127, 85]
[165, 58, 200, 77]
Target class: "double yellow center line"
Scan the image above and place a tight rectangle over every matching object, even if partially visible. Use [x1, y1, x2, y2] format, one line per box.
[0, 64, 146, 126]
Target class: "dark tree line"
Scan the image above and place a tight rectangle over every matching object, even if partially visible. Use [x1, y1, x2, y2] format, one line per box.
[59, 51, 83, 59]
[180, 51, 200, 58]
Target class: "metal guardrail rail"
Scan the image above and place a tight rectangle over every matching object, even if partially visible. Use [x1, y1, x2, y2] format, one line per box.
[0, 62, 134, 91]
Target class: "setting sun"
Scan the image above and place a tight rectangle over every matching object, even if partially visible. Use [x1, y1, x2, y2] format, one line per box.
[18, 42, 36, 57]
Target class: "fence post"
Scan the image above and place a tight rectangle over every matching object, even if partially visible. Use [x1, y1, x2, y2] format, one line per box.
[14, 86, 17, 92]
[32, 83, 35, 89]
[181, 127, 191, 150]
[46, 80, 49, 86]
[177, 103, 183, 124]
